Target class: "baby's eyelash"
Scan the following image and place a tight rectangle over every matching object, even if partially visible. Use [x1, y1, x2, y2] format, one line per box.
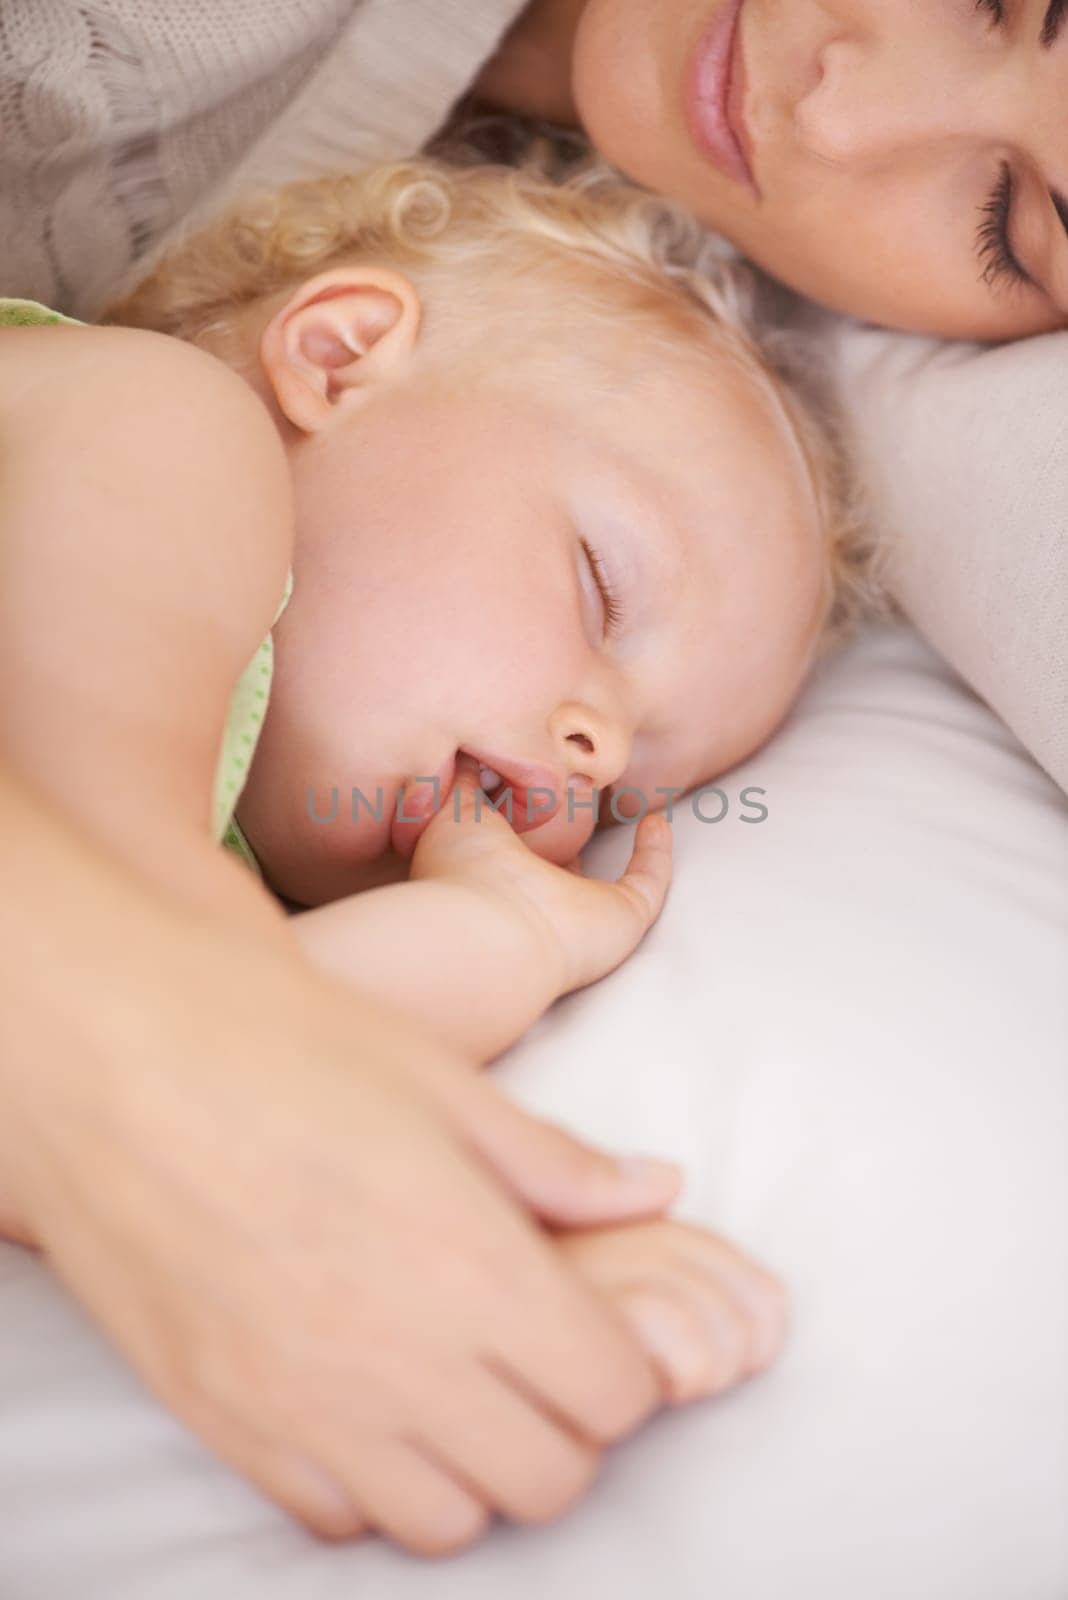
[975, 0, 1006, 24]
[581, 539, 625, 637]
[975, 162, 1028, 291]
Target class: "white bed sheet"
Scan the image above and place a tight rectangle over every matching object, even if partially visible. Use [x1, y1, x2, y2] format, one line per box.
[2, 621, 1066, 1600]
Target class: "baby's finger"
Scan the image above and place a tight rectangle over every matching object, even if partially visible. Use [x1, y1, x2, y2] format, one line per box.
[418, 755, 506, 845]
[559, 815, 673, 991]
[559, 815, 673, 990]
[614, 813, 673, 926]
[657, 1225, 789, 1373]
[447, 755, 484, 821]
[614, 1284, 750, 1404]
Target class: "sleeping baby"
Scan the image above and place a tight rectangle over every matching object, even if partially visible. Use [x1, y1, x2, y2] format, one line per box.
[0, 151, 877, 1542]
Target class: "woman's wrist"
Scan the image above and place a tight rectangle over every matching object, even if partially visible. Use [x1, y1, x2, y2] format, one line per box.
[0, 769, 288, 1242]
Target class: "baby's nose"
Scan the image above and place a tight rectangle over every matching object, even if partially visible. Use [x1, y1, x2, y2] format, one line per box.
[549, 701, 632, 794]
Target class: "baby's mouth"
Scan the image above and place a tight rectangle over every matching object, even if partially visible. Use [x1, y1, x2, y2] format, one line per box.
[475, 762, 504, 795]
[389, 747, 564, 861]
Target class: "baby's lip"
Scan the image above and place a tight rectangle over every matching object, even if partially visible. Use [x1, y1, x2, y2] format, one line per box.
[389, 747, 564, 862]
[465, 747, 565, 833]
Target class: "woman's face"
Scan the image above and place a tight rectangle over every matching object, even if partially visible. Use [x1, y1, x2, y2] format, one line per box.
[571, 0, 1068, 339]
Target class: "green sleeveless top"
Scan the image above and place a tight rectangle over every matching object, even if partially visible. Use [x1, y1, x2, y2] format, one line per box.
[1, 296, 291, 872]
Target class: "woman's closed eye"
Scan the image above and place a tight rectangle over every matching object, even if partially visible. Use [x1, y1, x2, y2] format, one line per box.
[976, 162, 1028, 291]
[975, 163, 1068, 307]
[971, 0, 1068, 303]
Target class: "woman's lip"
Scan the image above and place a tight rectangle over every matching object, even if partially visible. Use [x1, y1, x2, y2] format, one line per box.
[685, 0, 760, 197]
[389, 748, 563, 862]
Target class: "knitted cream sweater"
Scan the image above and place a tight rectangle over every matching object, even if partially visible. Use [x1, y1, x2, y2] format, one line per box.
[1, 0, 524, 319]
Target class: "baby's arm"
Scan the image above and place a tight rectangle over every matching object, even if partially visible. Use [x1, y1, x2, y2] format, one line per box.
[294, 757, 673, 1064]
[294, 875, 561, 1065]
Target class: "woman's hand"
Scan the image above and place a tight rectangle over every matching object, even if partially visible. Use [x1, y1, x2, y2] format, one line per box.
[411, 754, 674, 999]
[0, 771, 685, 1556]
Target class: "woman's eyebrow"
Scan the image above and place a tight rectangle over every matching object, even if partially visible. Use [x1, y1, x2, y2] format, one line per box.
[1040, 0, 1067, 47]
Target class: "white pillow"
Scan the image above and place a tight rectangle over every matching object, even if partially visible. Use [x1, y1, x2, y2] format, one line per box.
[824, 316, 1068, 796]
[2, 623, 1066, 1599]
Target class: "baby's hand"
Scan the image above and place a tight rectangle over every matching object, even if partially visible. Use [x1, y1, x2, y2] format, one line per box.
[411, 755, 672, 1000]
[556, 1219, 788, 1405]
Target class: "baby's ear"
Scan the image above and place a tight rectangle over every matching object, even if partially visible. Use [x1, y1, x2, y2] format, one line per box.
[258, 266, 421, 432]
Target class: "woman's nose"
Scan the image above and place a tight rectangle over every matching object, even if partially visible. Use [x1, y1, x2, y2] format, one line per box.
[548, 700, 632, 792]
[794, 22, 1017, 169]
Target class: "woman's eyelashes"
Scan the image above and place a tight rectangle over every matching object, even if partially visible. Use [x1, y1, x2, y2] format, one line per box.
[580, 538, 625, 639]
[975, 162, 1031, 291]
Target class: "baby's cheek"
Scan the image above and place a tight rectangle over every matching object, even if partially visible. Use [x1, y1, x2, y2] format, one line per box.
[605, 787, 648, 821]
[517, 798, 598, 865]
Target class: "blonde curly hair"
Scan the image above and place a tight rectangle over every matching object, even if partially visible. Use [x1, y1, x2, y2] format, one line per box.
[106, 153, 889, 654]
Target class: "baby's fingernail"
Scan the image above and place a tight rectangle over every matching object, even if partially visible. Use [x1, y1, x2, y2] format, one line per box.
[620, 1294, 709, 1401]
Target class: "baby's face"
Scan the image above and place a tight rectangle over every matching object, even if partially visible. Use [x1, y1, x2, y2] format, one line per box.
[239, 320, 828, 906]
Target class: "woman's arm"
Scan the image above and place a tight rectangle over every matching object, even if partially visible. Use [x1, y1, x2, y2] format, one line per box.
[0, 760, 681, 1551]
